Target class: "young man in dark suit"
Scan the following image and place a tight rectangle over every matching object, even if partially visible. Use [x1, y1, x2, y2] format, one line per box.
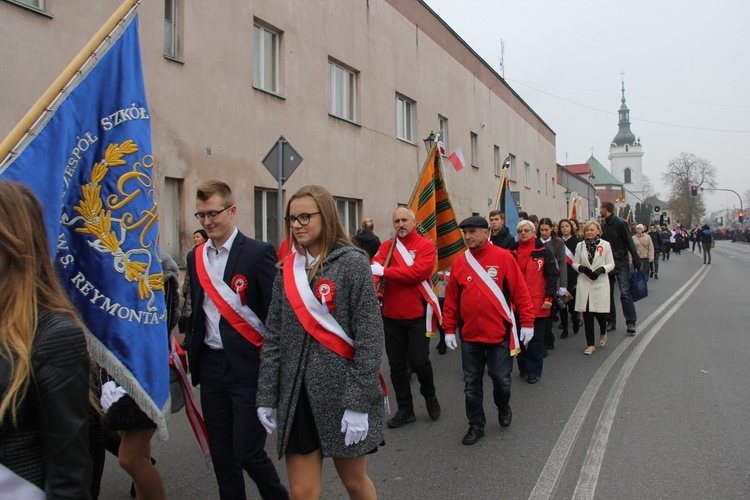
[187, 180, 287, 500]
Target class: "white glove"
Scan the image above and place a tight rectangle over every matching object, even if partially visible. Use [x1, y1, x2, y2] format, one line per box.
[558, 287, 568, 297]
[520, 327, 535, 346]
[257, 406, 277, 434]
[100, 380, 127, 411]
[445, 334, 458, 350]
[370, 263, 384, 277]
[341, 409, 369, 446]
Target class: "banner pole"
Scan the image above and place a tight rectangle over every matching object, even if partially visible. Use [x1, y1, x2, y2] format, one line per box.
[0, 0, 140, 160]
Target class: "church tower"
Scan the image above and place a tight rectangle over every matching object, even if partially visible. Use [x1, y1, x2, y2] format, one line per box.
[608, 79, 644, 206]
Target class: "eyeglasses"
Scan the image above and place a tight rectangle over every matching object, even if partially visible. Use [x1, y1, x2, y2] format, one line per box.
[285, 212, 320, 226]
[194, 206, 231, 221]
[518, 228, 534, 233]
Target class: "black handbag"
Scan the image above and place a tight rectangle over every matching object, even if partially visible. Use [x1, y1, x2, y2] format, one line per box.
[630, 269, 648, 302]
[177, 297, 188, 332]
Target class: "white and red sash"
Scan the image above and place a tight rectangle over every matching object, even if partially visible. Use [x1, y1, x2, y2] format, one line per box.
[168, 336, 211, 464]
[393, 239, 442, 334]
[564, 245, 575, 267]
[195, 243, 265, 348]
[464, 250, 521, 356]
[283, 249, 355, 359]
[283, 248, 390, 413]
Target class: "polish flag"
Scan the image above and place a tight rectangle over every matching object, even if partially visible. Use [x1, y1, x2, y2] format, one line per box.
[437, 141, 446, 156]
[448, 147, 465, 171]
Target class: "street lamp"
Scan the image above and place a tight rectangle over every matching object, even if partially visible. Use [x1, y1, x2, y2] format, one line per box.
[423, 130, 436, 153]
[564, 188, 571, 216]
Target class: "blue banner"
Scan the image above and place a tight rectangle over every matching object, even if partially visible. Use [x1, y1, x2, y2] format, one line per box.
[1, 16, 169, 435]
[495, 171, 520, 238]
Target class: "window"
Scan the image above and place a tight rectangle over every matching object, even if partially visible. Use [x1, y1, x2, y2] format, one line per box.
[470, 132, 478, 168]
[396, 94, 416, 143]
[328, 60, 357, 122]
[536, 168, 541, 192]
[438, 115, 449, 153]
[545, 173, 548, 195]
[624, 168, 632, 184]
[164, 0, 182, 59]
[494, 146, 502, 177]
[335, 198, 359, 237]
[8, 0, 44, 9]
[253, 22, 280, 94]
[524, 162, 531, 188]
[254, 188, 282, 247]
[509, 154, 517, 181]
[552, 177, 556, 198]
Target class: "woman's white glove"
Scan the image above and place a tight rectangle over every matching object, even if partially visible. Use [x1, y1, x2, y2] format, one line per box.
[341, 409, 369, 446]
[100, 380, 127, 411]
[558, 287, 568, 297]
[520, 327, 535, 346]
[445, 334, 458, 350]
[257, 407, 277, 434]
[370, 263, 384, 277]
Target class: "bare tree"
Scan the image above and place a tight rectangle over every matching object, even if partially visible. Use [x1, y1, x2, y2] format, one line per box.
[662, 152, 717, 226]
[641, 175, 655, 200]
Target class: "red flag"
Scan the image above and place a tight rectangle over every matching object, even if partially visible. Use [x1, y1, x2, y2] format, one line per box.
[448, 147, 465, 171]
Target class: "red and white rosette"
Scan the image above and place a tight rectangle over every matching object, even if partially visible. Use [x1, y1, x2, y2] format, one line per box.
[231, 274, 248, 306]
[314, 278, 336, 313]
[596, 245, 604, 257]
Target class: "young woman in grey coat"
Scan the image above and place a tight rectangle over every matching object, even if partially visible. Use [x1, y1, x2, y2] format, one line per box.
[256, 185, 384, 500]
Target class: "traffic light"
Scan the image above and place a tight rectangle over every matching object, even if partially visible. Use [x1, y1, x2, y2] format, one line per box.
[740, 211, 746, 223]
[690, 185, 698, 197]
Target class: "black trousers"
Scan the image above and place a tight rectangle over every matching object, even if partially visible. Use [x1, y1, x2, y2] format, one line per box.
[199, 347, 287, 500]
[384, 317, 436, 411]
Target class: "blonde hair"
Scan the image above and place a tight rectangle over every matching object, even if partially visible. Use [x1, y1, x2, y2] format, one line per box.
[582, 220, 602, 236]
[0, 181, 82, 425]
[360, 218, 374, 230]
[285, 185, 352, 278]
[196, 179, 235, 207]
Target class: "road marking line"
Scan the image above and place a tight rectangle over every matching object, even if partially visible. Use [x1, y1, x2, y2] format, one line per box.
[529, 265, 710, 500]
[572, 265, 710, 499]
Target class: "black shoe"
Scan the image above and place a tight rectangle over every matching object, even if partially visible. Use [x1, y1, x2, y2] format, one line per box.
[573, 320, 580, 334]
[425, 396, 441, 420]
[498, 407, 512, 428]
[606, 324, 616, 332]
[560, 331, 569, 339]
[519, 371, 526, 379]
[527, 377, 539, 384]
[387, 409, 416, 428]
[654, 274, 659, 279]
[558, 323, 564, 330]
[436, 345, 447, 355]
[462, 425, 484, 445]
[547, 343, 555, 350]
[627, 325, 636, 335]
[649, 271, 653, 277]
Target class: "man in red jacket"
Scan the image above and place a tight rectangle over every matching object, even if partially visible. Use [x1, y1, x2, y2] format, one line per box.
[442, 216, 535, 445]
[371, 207, 441, 428]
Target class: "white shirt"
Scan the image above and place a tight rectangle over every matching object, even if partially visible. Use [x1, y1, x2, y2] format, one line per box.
[202, 228, 239, 349]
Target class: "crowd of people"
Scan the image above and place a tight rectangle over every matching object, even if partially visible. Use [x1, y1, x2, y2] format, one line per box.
[2, 173, 730, 499]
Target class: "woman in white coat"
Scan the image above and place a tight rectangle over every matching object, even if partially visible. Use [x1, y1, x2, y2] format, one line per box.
[572, 221, 615, 355]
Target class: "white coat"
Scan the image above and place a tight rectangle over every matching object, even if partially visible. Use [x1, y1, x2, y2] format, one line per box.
[572, 239, 615, 313]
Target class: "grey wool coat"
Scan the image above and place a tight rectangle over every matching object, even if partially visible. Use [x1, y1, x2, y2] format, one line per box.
[256, 244, 385, 459]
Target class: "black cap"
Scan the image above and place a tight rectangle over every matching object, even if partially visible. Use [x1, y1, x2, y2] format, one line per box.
[459, 216, 489, 229]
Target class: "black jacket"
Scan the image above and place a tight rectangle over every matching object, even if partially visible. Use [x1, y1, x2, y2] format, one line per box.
[649, 230, 665, 254]
[490, 225, 515, 249]
[0, 311, 93, 499]
[601, 213, 642, 271]
[352, 229, 381, 260]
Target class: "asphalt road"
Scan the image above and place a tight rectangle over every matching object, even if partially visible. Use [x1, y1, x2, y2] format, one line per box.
[99, 240, 750, 499]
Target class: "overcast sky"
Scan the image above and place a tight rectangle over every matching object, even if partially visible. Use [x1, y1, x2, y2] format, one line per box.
[424, 0, 750, 214]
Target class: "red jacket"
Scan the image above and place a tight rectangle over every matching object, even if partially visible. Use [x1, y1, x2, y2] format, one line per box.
[443, 242, 535, 343]
[372, 230, 436, 320]
[511, 238, 557, 318]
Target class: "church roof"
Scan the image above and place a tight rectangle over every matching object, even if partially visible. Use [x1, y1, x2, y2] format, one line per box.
[612, 81, 638, 146]
[587, 155, 622, 186]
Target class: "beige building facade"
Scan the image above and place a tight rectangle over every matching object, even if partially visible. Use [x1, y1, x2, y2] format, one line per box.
[1, 0, 562, 263]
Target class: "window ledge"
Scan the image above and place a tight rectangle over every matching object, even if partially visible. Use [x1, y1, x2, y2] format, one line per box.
[396, 137, 417, 147]
[471, 164, 479, 169]
[4, 0, 52, 17]
[328, 114, 361, 127]
[253, 85, 286, 100]
[163, 54, 185, 64]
